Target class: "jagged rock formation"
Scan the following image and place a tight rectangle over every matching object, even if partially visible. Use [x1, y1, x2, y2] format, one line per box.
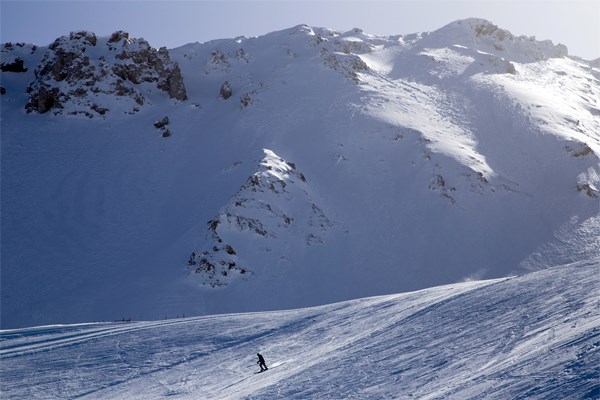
[24, 31, 187, 116]
[302, 26, 373, 83]
[577, 167, 599, 198]
[219, 80, 232, 99]
[189, 149, 332, 287]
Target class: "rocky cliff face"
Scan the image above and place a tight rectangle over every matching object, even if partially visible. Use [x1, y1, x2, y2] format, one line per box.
[24, 31, 187, 116]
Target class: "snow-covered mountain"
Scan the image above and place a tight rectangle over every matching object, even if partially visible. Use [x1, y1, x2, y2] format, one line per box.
[8, 30, 186, 116]
[1, 18, 599, 329]
[1, 262, 598, 399]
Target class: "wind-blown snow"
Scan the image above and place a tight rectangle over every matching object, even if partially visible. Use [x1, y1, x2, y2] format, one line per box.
[1, 262, 598, 399]
[1, 19, 599, 329]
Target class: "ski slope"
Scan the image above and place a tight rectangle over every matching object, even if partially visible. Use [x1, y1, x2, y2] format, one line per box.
[1, 262, 598, 399]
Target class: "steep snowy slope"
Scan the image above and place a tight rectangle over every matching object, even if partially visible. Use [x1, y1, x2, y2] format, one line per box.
[1, 262, 598, 399]
[1, 19, 599, 328]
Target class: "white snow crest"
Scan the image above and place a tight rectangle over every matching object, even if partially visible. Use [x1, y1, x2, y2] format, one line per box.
[188, 149, 332, 287]
[421, 18, 568, 63]
[577, 167, 600, 198]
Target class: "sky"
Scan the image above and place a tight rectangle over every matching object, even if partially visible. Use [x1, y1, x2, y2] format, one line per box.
[1, 0, 599, 59]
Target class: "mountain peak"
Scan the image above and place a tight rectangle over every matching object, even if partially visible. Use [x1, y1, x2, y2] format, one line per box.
[1, 20, 598, 329]
[420, 18, 568, 62]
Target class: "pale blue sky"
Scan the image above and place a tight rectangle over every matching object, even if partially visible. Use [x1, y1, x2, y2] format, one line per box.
[1, 0, 598, 59]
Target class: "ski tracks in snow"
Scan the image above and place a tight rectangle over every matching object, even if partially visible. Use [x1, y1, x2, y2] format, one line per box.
[1, 264, 598, 399]
[0, 318, 200, 358]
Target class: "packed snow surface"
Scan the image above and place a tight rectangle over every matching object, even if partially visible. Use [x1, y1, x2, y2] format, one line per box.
[1, 263, 598, 399]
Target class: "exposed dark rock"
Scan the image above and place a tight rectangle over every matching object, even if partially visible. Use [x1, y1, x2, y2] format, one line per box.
[209, 50, 228, 65]
[90, 104, 108, 115]
[154, 116, 170, 129]
[577, 183, 599, 198]
[108, 31, 129, 43]
[69, 31, 97, 46]
[189, 150, 329, 287]
[235, 48, 249, 62]
[225, 245, 236, 255]
[240, 93, 252, 108]
[321, 50, 369, 83]
[24, 30, 187, 115]
[26, 86, 62, 113]
[1, 57, 27, 73]
[161, 62, 187, 101]
[220, 81, 233, 99]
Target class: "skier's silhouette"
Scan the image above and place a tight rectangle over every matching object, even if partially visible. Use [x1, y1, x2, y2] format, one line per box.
[257, 353, 268, 371]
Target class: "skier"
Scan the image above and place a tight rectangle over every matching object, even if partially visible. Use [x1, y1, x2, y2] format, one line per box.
[257, 353, 268, 372]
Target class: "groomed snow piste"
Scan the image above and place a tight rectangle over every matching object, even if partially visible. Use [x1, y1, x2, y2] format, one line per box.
[1, 262, 598, 399]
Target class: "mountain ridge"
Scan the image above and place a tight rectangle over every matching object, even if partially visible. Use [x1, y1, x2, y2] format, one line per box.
[1, 18, 598, 328]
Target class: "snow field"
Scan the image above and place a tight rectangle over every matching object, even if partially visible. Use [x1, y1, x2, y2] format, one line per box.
[1, 262, 598, 399]
[1, 19, 599, 334]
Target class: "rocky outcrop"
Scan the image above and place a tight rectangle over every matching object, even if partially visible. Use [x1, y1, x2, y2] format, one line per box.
[422, 18, 569, 63]
[189, 149, 332, 287]
[163, 63, 187, 101]
[25, 31, 187, 116]
[1, 57, 27, 73]
[153, 116, 172, 137]
[302, 28, 372, 83]
[1, 42, 39, 77]
[320, 49, 369, 82]
[220, 81, 232, 99]
[26, 86, 61, 113]
[577, 167, 599, 198]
